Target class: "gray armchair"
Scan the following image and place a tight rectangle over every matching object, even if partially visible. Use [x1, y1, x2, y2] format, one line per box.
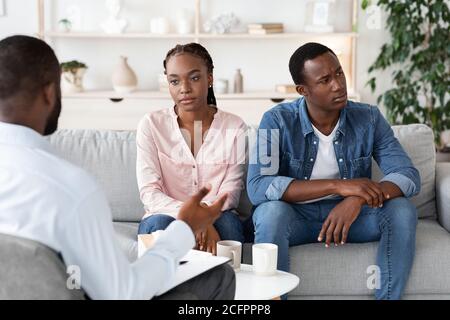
[0, 233, 85, 300]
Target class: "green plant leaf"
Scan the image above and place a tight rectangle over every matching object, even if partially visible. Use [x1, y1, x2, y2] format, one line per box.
[361, 0, 371, 10]
[60, 60, 88, 72]
[367, 0, 450, 148]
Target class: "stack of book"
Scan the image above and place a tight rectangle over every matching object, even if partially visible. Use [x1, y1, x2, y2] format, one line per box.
[247, 23, 284, 35]
[275, 84, 297, 94]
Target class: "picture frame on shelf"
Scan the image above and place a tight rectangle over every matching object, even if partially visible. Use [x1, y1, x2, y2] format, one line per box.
[304, 0, 335, 33]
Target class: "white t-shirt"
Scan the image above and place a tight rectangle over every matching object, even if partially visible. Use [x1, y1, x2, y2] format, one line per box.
[299, 120, 340, 203]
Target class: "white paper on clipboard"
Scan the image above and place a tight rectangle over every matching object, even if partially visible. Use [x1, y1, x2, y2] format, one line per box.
[137, 234, 231, 296]
[157, 250, 231, 295]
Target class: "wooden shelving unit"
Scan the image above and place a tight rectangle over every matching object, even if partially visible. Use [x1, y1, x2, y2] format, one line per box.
[37, 0, 359, 92]
[43, 31, 358, 40]
[36, 0, 361, 129]
[62, 90, 360, 101]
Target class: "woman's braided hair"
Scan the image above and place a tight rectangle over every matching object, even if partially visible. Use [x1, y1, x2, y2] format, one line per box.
[163, 43, 216, 106]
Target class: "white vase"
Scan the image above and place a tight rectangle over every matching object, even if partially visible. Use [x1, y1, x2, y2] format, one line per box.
[150, 17, 170, 34]
[101, 0, 128, 34]
[61, 68, 86, 94]
[176, 9, 193, 34]
[112, 56, 138, 93]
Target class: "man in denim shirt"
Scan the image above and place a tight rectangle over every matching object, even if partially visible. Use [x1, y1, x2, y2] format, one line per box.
[247, 43, 420, 300]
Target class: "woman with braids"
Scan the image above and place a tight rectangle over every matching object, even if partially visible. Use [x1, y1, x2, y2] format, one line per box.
[136, 43, 247, 254]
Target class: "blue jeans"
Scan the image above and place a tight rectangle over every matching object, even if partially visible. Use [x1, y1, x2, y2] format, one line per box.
[138, 210, 245, 243]
[252, 197, 417, 300]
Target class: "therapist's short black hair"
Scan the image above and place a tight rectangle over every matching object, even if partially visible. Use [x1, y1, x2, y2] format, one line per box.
[289, 42, 336, 85]
[0, 35, 60, 101]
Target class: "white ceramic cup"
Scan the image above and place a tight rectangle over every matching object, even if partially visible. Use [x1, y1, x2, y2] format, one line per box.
[216, 240, 242, 271]
[252, 243, 278, 276]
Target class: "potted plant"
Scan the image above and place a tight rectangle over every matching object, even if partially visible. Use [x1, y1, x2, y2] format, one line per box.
[58, 18, 72, 32]
[362, 0, 450, 150]
[60, 60, 88, 94]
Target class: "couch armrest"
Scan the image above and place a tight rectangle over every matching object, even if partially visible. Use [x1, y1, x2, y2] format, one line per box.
[436, 162, 450, 233]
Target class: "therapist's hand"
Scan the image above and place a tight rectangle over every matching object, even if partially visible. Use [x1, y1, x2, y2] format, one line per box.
[178, 184, 227, 235]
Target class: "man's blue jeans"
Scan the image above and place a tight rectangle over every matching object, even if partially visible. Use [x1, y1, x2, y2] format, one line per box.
[252, 197, 417, 300]
[138, 210, 245, 243]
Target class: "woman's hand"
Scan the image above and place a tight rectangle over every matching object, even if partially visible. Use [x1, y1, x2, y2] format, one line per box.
[203, 225, 220, 255]
[196, 225, 221, 255]
[195, 203, 221, 255]
[177, 185, 227, 235]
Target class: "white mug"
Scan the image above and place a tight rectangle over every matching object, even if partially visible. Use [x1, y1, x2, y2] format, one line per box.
[252, 243, 278, 276]
[216, 240, 242, 271]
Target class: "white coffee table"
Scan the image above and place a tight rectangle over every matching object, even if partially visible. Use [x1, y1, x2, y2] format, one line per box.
[234, 264, 300, 300]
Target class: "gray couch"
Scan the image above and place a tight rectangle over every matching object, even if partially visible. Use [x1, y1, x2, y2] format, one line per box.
[3, 123, 449, 299]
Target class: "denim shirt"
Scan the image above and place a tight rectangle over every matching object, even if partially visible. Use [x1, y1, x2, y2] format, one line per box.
[246, 97, 421, 206]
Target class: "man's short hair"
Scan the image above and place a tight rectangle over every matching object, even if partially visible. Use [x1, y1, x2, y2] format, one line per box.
[0, 35, 60, 102]
[289, 42, 336, 85]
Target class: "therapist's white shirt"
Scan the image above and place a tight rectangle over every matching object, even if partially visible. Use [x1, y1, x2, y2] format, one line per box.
[0, 122, 195, 299]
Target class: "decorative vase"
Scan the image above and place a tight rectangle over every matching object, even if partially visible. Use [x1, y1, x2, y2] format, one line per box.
[150, 17, 170, 34]
[100, 0, 128, 34]
[61, 68, 86, 94]
[176, 9, 193, 34]
[58, 19, 72, 33]
[233, 69, 243, 93]
[112, 56, 138, 93]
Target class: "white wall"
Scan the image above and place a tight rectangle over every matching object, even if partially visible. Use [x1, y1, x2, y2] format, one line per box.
[356, 3, 392, 108]
[0, 0, 38, 38]
[0, 0, 393, 106]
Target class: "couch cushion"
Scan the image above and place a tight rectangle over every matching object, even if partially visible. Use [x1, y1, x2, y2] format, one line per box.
[48, 129, 144, 222]
[372, 124, 436, 219]
[243, 220, 450, 297]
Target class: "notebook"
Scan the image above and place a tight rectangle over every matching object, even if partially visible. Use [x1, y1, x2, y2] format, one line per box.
[137, 233, 231, 295]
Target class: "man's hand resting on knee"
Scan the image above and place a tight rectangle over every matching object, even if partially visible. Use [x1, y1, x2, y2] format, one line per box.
[318, 196, 365, 247]
[317, 181, 403, 247]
